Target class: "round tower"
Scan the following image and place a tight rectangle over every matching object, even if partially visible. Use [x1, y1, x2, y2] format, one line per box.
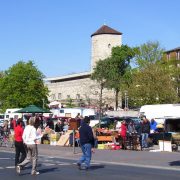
[91, 25, 122, 71]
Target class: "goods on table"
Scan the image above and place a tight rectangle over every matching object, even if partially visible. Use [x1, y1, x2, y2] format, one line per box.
[50, 132, 61, 146]
[97, 143, 121, 150]
[44, 127, 53, 134]
[97, 136, 114, 142]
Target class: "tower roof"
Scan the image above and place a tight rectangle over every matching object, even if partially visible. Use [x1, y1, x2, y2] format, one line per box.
[91, 25, 122, 37]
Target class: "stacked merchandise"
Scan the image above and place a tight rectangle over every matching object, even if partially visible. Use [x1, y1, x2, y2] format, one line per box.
[50, 132, 60, 145]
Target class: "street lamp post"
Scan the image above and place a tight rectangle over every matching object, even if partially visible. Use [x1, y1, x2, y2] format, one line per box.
[124, 91, 127, 110]
[124, 91, 128, 110]
[127, 96, 129, 109]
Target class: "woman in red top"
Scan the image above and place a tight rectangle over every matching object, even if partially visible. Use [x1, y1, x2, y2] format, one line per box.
[120, 120, 127, 150]
[14, 118, 26, 166]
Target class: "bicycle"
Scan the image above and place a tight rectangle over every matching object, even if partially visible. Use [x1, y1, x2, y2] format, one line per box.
[0, 128, 11, 147]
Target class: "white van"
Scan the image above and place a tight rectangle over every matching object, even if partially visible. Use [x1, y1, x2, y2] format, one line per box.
[50, 108, 96, 118]
[5, 108, 22, 120]
[139, 104, 180, 124]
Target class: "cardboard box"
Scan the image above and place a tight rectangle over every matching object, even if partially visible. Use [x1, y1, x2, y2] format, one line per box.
[97, 144, 105, 149]
[50, 133, 60, 141]
[159, 140, 172, 152]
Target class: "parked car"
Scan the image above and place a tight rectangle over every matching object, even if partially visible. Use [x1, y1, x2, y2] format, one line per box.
[0, 120, 4, 127]
[0, 114, 4, 127]
[89, 115, 99, 127]
[96, 116, 141, 130]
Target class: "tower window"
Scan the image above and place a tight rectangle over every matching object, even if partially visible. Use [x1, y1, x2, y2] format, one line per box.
[76, 94, 80, 100]
[108, 44, 111, 48]
[58, 93, 62, 100]
[51, 94, 56, 100]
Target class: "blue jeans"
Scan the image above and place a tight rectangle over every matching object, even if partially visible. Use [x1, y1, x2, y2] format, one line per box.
[141, 133, 149, 148]
[78, 143, 92, 168]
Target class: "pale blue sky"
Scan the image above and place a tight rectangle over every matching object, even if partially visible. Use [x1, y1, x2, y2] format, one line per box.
[0, 0, 179, 77]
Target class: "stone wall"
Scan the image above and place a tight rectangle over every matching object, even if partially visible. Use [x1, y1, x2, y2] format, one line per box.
[46, 77, 121, 108]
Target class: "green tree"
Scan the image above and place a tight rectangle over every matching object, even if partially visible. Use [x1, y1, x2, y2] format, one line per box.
[91, 45, 136, 111]
[125, 41, 180, 107]
[66, 98, 75, 108]
[91, 59, 108, 119]
[128, 62, 179, 106]
[105, 45, 136, 110]
[135, 41, 164, 69]
[0, 61, 49, 111]
[0, 71, 4, 78]
[162, 58, 180, 101]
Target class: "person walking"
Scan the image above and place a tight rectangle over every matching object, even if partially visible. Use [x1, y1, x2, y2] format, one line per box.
[141, 116, 150, 148]
[14, 118, 26, 167]
[16, 117, 39, 175]
[77, 116, 95, 170]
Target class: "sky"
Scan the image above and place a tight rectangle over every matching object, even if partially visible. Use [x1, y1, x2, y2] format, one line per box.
[0, 0, 179, 78]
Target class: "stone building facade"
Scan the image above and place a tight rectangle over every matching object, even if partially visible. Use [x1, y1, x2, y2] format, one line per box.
[164, 47, 180, 61]
[44, 25, 122, 108]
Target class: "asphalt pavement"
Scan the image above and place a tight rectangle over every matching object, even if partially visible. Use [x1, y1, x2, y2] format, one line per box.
[0, 151, 180, 180]
[1, 144, 180, 171]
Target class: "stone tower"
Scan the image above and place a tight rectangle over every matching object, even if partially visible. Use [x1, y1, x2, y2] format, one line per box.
[91, 25, 122, 71]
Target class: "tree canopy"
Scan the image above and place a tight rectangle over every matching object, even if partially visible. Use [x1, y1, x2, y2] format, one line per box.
[127, 63, 179, 106]
[91, 45, 136, 110]
[126, 41, 179, 106]
[0, 61, 49, 111]
[91, 41, 180, 109]
[135, 41, 164, 69]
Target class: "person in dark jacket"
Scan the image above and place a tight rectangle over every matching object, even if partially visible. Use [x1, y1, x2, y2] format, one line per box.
[77, 116, 95, 170]
[46, 116, 54, 130]
[141, 116, 150, 148]
[55, 120, 64, 133]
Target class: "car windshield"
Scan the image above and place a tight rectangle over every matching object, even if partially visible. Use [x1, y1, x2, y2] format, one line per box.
[0, 115, 4, 119]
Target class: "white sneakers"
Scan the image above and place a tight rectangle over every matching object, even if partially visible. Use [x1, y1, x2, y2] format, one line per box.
[16, 165, 21, 174]
[31, 171, 40, 175]
[16, 165, 40, 175]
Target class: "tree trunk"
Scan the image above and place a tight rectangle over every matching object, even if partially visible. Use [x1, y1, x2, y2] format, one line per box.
[99, 83, 103, 127]
[115, 89, 119, 110]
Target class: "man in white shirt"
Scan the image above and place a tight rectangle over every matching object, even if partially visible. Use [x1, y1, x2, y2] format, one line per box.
[16, 117, 39, 175]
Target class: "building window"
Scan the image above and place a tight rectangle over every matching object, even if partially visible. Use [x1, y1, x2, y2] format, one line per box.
[76, 94, 80, 100]
[60, 110, 64, 113]
[108, 43, 111, 48]
[167, 53, 171, 60]
[58, 93, 62, 100]
[51, 94, 56, 100]
[67, 95, 70, 99]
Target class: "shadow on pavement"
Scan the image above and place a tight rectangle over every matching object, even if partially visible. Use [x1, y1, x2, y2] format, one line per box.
[169, 161, 180, 166]
[22, 163, 42, 170]
[39, 167, 59, 174]
[89, 165, 105, 171]
[18, 167, 58, 176]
